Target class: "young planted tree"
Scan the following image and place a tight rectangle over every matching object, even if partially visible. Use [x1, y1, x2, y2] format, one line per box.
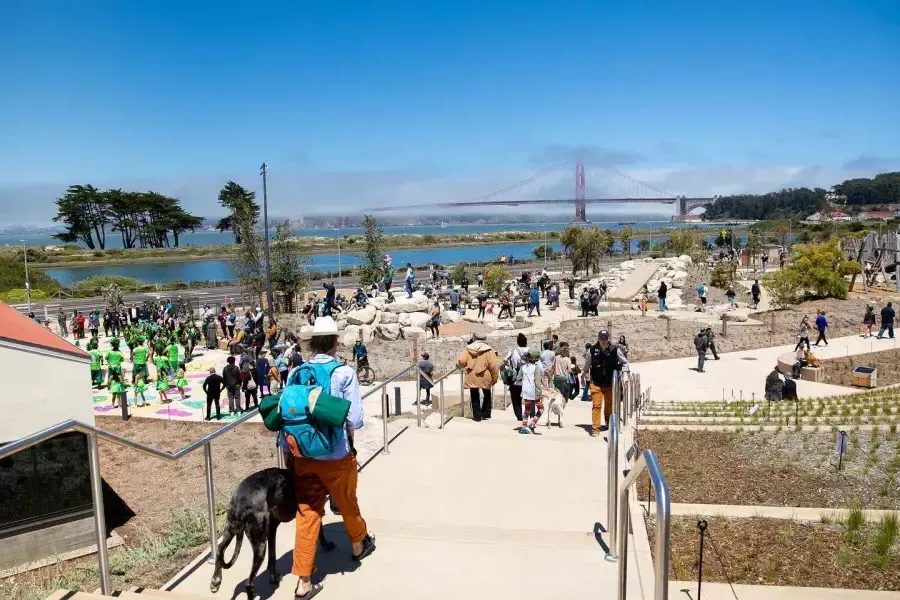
[358, 215, 386, 287]
[745, 230, 764, 269]
[229, 194, 265, 301]
[560, 226, 583, 273]
[483, 265, 512, 297]
[619, 227, 634, 257]
[270, 220, 309, 311]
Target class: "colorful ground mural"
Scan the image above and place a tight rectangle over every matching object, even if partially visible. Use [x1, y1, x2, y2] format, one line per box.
[87, 339, 259, 422]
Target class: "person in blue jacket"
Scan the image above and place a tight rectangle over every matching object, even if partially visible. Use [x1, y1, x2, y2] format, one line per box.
[814, 310, 828, 347]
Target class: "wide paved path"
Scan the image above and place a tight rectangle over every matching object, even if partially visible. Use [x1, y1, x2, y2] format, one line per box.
[168, 401, 638, 599]
[639, 333, 898, 403]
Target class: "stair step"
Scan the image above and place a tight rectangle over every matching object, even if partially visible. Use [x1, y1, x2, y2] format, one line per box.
[44, 592, 106, 600]
[123, 589, 216, 599]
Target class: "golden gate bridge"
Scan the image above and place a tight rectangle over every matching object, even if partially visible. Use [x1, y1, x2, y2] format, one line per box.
[372, 160, 715, 222]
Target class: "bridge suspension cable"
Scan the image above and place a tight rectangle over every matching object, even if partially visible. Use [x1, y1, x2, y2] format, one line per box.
[460, 159, 568, 203]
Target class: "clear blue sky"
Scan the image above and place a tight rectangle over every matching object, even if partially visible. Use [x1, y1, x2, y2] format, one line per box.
[1, 0, 898, 223]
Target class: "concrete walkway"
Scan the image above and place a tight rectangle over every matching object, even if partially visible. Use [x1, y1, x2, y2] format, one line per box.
[654, 502, 899, 523]
[638, 333, 900, 402]
[168, 401, 639, 599]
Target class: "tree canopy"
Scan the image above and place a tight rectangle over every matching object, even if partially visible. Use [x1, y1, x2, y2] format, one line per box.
[832, 172, 900, 205]
[51, 184, 202, 249]
[216, 181, 260, 243]
[703, 188, 827, 221]
[358, 215, 386, 287]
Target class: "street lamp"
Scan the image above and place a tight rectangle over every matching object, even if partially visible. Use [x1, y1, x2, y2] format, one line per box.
[21, 240, 31, 313]
[334, 227, 342, 292]
[541, 225, 547, 270]
[260, 163, 274, 320]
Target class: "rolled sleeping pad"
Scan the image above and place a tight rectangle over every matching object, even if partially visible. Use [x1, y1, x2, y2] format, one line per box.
[308, 387, 351, 427]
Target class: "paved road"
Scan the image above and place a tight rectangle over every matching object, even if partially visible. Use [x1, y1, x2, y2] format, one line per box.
[11, 258, 617, 317]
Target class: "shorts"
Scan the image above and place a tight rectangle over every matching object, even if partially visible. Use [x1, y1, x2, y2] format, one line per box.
[700, 297, 707, 305]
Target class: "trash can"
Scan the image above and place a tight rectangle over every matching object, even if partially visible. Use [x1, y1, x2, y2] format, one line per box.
[851, 366, 877, 388]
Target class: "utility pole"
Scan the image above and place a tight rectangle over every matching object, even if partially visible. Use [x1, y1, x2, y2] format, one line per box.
[542, 224, 547, 269]
[335, 227, 342, 292]
[260, 163, 274, 320]
[21, 240, 31, 313]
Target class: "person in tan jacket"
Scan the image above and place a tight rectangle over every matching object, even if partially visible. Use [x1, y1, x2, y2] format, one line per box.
[457, 332, 501, 421]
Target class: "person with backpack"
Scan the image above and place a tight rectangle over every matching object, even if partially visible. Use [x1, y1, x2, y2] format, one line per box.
[750, 280, 761, 310]
[280, 316, 375, 598]
[697, 282, 708, 312]
[580, 287, 591, 318]
[585, 329, 629, 437]
[528, 286, 541, 317]
[502, 333, 529, 421]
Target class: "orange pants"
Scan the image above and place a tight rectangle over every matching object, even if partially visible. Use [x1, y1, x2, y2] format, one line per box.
[291, 453, 368, 577]
[589, 384, 613, 433]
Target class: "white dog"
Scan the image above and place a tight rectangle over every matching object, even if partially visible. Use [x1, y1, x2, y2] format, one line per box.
[546, 389, 567, 428]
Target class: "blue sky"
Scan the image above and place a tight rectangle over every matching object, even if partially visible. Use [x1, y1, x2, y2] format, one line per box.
[1, 0, 898, 224]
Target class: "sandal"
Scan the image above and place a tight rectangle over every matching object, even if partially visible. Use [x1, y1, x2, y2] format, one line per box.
[351, 534, 376, 562]
[295, 582, 323, 599]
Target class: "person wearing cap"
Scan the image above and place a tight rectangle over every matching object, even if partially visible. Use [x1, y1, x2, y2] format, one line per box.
[202, 366, 225, 421]
[288, 316, 375, 598]
[457, 332, 501, 421]
[585, 329, 629, 436]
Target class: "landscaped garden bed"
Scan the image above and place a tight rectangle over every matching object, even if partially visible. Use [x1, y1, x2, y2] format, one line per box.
[647, 514, 900, 591]
[637, 429, 900, 509]
[819, 348, 900, 388]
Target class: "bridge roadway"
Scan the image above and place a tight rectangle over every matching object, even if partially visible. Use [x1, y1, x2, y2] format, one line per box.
[167, 401, 643, 599]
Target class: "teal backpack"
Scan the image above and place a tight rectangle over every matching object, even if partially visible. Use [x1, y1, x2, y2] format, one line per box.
[279, 360, 349, 458]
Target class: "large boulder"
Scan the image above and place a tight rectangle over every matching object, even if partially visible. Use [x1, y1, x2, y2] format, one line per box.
[336, 319, 348, 331]
[402, 326, 427, 342]
[671, 270, 689, 289]
[346, 305, 377, 325]
[399, 312, 431, 328]
[441, 310, 461, 323]
[491, 321, 514, 330]
[380, 312, 399, 324]
[368, 296, 386, 310]
[343, 325, 361, 345]
[463, 313, 484, 324]
[385, 297, 430, 313]
[723, 312, 748, 322]
[375, 323, 401, 341]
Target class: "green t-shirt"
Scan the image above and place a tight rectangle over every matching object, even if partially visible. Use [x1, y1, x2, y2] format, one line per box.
[89, 350, 102, 370]
[167, 343, 180, 362]
[154, 356, 169, 371]
[106, 350, 124, 369]
[133, 346, 149, 365]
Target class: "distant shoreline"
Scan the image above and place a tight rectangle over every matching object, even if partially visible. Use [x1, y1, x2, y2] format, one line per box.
[24, 224, 746, 269]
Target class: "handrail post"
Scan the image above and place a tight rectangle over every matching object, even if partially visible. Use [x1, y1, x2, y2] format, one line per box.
[459, 370, 465, 418]
[88, 432, 111, 595]
[382, 387, 390, 455]
[415, 365, 422, 427]
[439, 378, 445, 429]
[606, 413, 619, 561]
[203, 442, 217, 564]
[612, 371, 619, 422]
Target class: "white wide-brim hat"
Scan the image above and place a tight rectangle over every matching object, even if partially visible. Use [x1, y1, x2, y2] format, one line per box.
[311, 316, 339, 336]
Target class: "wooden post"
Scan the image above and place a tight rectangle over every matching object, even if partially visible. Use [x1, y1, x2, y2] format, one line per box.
[770, 312, 776, 333]
[721, 313, 728, 338]
[607, 319, 613, 337]
[412, 338, 419, 374]
[665, 315, 672, 340]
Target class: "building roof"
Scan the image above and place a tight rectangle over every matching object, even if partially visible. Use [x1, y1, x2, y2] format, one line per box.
[0, 302, 90, 361]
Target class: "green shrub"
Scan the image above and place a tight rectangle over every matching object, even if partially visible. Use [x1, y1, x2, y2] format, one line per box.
[0, 288, 50, 303]
[710, 263, 735, 288]
[0, 256, 61, 294]
[483, 265, 512, 296]
[74, 275, 146, 294]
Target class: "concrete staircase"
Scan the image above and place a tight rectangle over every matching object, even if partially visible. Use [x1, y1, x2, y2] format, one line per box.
[165, 399, 640, 599]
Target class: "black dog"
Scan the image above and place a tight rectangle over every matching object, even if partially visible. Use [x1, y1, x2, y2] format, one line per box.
[210, 467, 336, 599]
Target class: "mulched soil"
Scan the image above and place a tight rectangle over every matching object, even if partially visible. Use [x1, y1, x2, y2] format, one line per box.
[0, 416, 279, 598]
[637, 429, 900, 510]
[820, 349, 900, 388]
[648, 516, 900, 591]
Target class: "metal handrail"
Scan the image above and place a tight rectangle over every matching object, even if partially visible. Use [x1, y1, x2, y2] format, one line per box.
[606, 413, 619, 559]
[616, 449, 670, 600]
[0, 408, 260, 596]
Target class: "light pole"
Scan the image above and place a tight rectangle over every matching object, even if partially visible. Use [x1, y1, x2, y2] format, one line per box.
[260, 163, 274, 320]
[334, 227, 342, 292]
[542, 225, 547, 270]
[21, 240, 31, 313]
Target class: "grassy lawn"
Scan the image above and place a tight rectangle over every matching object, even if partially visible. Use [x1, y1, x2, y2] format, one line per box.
[649, 514, 900, 591]
[637, 429, 900, 509]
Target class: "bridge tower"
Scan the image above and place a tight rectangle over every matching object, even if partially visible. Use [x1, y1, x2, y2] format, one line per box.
[574, 163, 586, 222]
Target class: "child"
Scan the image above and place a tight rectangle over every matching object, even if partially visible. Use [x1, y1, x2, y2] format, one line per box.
[176, 363, 189, 399]
[167, 338, 181, 377]
[153, 353, 169, 384]
[109, 372, 126, 409]
[134, 373, 149, 407]
[569, 357, 581, 401]
[88, 340, 103, 388]
[517, 349, 544, 434]
[157, 366, 170, 403]
[106, 337, 125, 388]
